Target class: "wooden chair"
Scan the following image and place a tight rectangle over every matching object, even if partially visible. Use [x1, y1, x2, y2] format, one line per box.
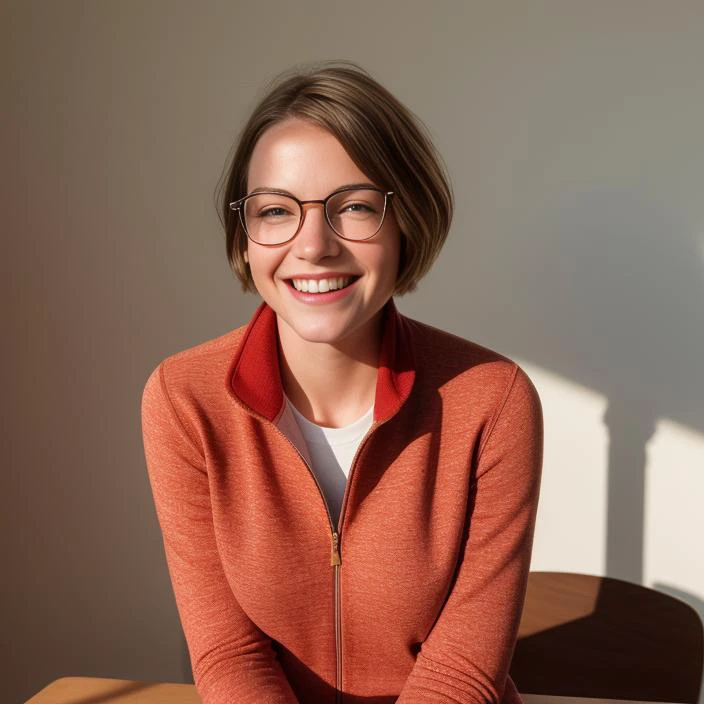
[509, 572, 703, 703]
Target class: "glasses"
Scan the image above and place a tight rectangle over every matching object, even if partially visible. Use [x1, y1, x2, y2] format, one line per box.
[229, 186, 395, 246]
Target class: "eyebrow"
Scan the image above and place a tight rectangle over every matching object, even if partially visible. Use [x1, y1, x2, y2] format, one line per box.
[248, 182, 379, 197]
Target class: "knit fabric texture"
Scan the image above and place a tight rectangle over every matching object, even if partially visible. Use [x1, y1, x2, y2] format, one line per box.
[141, 298, 543, 704]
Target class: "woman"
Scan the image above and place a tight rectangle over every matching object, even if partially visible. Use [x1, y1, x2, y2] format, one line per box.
[141, 61, 543, 704]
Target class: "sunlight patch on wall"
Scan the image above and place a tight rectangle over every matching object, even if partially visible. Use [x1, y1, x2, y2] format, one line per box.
[645, 417, 704, 601]
[517, 361, 609, 575]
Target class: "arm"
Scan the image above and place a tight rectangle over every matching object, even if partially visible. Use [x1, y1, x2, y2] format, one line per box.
[141, 362, 299, 704]
[396, 365, 543, 704]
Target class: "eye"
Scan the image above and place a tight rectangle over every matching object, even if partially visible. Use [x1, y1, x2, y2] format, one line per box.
[245, 193, 299, 221]
[334, 200, 381, 217]
[328, 189, 385, 217]
[257, 206, 291, 218]
[341, 202, 375, 214]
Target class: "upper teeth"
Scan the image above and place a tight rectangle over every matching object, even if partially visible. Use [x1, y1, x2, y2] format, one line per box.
[291, 277, 352, 293]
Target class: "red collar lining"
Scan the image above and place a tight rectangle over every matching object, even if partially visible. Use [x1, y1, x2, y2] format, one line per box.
[226, 298, 416, 424]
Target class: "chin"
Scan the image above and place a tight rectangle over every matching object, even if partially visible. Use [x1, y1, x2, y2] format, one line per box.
[289, 323, 351, 345]
[278, 309, 361, 346]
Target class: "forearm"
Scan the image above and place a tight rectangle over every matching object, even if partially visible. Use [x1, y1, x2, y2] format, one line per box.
[142, 362, 299, 704]
[397, 365, 542, 704]
[397, 654, 523, 704]
[192, 648, 299, 704]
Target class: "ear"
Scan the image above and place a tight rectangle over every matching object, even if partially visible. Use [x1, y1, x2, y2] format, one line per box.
[243, 250, 249, 264]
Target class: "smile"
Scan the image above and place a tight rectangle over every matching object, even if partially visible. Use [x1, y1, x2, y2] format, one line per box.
[284, 275, 361, 304]
[289, 276, 357, 293]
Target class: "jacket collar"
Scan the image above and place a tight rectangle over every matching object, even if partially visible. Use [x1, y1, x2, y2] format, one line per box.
[226, 298, 416, 424]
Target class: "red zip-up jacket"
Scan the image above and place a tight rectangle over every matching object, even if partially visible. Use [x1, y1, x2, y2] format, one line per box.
[141, 298, 543, 704]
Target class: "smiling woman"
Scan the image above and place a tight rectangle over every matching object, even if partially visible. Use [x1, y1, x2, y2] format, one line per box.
[141, 60, 543, 704]
[242, 119, 402, 407]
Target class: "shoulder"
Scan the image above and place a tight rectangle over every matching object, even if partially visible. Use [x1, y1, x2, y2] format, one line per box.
[401, 313, 541, 417]
[403, 314, 512, 366]
[141, 322, 248, 416]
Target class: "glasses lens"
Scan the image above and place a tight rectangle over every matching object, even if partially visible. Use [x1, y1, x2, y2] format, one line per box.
[242, 193, 301, 244]
[326, 189, 386, 240]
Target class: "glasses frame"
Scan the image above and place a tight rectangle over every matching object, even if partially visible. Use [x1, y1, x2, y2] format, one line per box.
[229, 186, 395, 246]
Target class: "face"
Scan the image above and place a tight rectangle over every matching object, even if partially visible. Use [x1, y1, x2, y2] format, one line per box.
[245, 118, 401, 349]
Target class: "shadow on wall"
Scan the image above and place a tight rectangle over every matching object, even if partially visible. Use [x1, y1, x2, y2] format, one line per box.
[462, 187, 704, 575]
[537, 190, 703, 584]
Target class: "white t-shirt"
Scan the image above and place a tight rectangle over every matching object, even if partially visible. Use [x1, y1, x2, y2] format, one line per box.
[275, 395, 374, 528]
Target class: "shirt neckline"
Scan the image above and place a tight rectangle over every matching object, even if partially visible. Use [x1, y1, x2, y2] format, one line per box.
[284, 394, 374, 445]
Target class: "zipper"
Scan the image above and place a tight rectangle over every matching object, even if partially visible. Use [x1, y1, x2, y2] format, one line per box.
[334, 562, 342, 704]
[267, 425, 344, 697]
[331, 414, 396, 704]
[264, 415, 396, 704]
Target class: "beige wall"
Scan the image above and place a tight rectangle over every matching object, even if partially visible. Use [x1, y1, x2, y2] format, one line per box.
[4, 1, 703, 702]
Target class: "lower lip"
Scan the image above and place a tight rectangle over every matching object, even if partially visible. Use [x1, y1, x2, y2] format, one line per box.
[285, 278, 360, 304]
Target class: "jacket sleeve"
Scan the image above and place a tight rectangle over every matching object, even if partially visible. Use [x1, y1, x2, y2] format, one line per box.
[141, 362, 299, 704]
[396, 365, 543, 704]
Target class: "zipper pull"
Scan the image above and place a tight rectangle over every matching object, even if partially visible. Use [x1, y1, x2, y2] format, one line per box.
[331, 531, 341, 566]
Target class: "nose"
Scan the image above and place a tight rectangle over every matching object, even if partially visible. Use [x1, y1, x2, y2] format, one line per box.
[289, 202, 341, 262]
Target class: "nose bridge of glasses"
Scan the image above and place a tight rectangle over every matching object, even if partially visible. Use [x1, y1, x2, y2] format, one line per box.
[299, 199, 333, 230]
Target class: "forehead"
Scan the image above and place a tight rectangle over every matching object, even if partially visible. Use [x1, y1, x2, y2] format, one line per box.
[247, 118, 373, 197]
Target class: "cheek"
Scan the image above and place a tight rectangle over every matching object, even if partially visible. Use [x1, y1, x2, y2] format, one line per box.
[246, 252, 273, 288]
[383, 236, 402, 282]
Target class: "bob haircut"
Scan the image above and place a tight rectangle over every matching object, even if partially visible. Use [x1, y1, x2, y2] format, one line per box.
[216, 60, 453, 296]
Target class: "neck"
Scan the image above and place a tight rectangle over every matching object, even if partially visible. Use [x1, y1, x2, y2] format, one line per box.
[276, 311, 384, 428]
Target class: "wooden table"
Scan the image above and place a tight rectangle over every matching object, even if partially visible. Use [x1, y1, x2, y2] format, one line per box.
[25, 676, 684, 704]
[26, 678, 202, 704]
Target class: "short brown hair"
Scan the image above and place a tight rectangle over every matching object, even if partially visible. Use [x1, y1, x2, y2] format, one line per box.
[215, 60, 453, 295]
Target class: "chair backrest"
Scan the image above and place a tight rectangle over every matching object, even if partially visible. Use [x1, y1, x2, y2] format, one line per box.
[509, 571, 703, 703]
